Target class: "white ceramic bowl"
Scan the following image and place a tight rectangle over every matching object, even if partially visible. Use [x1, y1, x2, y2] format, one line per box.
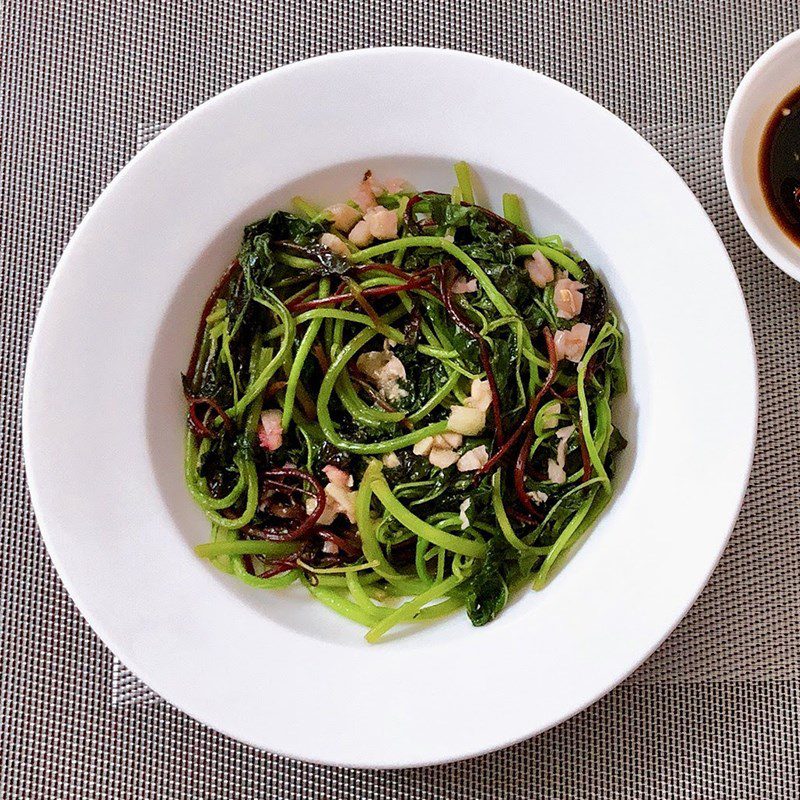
[24, 48, 757, 767]
[724, 29, 800, 280]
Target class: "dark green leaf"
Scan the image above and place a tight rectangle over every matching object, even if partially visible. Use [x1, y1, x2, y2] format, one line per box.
[465, 540, 509, 627]
[491, 338, 513, 393]
[577, 260, 608, 334]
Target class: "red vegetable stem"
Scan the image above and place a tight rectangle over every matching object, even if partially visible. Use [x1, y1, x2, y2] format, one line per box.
[245, 467, 327, 542]
[284, 281, 320, 307]
[288, 274, 434, 313]
[403, 191, 531, 244]
[261, 477, 314, 498]
[264, 380, 289, 399]
[312, 343, 330, 372]
[316, 528, 363, 558]
[256, 559, 298, 580]
[577, 416, 593, 483]
[437, 261, 505, 446]
[506, 505, 543, 526]
[353, 262, 436, 281]
[512, 331, 564, 511]
[185, 395, 234, 439]
[480, 342, 505, 445]
[185, 260, 241, 388]
[474, 326, 559, 479]
[555, 355, 597, 399]
[344, 276, 385, 330]
[513, 427, 542, 516]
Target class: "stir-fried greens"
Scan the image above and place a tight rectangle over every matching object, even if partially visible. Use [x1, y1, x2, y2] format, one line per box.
[184, 163, 627, 642]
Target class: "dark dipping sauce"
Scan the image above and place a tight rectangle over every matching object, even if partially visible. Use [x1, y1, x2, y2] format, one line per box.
[760, 86, 800, 246]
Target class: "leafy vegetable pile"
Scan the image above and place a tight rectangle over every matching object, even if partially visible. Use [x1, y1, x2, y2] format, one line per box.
[184, 163, 626, 642]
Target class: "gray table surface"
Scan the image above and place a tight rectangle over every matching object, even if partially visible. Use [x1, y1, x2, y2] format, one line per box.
[3, 2, 800, 798]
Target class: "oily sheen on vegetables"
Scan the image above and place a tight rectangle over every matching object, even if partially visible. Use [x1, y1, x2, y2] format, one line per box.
[184, 163, 627, 642]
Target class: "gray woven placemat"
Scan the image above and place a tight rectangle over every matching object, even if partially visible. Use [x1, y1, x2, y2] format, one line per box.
[3, 1, 800, 797]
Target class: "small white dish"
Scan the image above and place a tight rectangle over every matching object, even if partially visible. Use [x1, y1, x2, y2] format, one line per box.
[23, 48, 757, 768]
[724, 29, 800, 281]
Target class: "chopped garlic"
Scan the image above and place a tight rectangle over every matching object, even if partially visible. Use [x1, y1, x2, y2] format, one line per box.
[307, 469, 357, 525]
[348, 219, 373, 247]
[428, 447, 460, 469]
[363, 172, 385, 197]
[414, 433, 462, 470]
[555, 424, 576, 468]
[465, 379, 492, 412]
[459, 498, 471, 530]
[413, 436, 434, 456]
[547, 459, 567, 485]
[351, 178, 378, 211]
[319, 232, 350, 258]
[356, 350, 408, 401]
[382, 451, 401, 468]
[328, 483, 356, 523]
[444, 380, 491, 438]
[456, 444, 489, 472]
[447, 405, 485, 436]
[306, 495, 337, 526]
[434, 432, 463, 449]
[528, 490, 549, 504]
[384, 177, 407, 194]
[325, 203, 362, 233]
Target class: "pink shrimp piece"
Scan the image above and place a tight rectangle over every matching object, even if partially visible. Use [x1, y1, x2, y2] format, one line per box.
[350, 170, 384, 211]
[524, 251, 555, 288]
[384, 177, 408, 194]
[350, 180, 377, 211]
[322, 465, 353, 488]
[319, 233, 350, 258]
[554, 323, 591, 363]
[326, 203, 361, 233]
[452, 276, 478, 294]
[364, 206, 398, 240]
[553, 277, 586, 319]
[364, 171, 385, 196]
[258, 409, 283, 451]
[348, 219, 373, 248]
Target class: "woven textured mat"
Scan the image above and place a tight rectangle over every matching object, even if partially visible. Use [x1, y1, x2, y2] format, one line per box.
[3, 1, 800, 797]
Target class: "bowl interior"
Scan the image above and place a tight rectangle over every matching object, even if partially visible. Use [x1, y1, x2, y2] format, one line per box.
[726, 32, 800, 275]
[145, 154, 640, 646]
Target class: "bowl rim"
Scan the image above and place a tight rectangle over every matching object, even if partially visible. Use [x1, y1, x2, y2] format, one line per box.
[723, 28, 800, 282]
[23, 46, 758, 768]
